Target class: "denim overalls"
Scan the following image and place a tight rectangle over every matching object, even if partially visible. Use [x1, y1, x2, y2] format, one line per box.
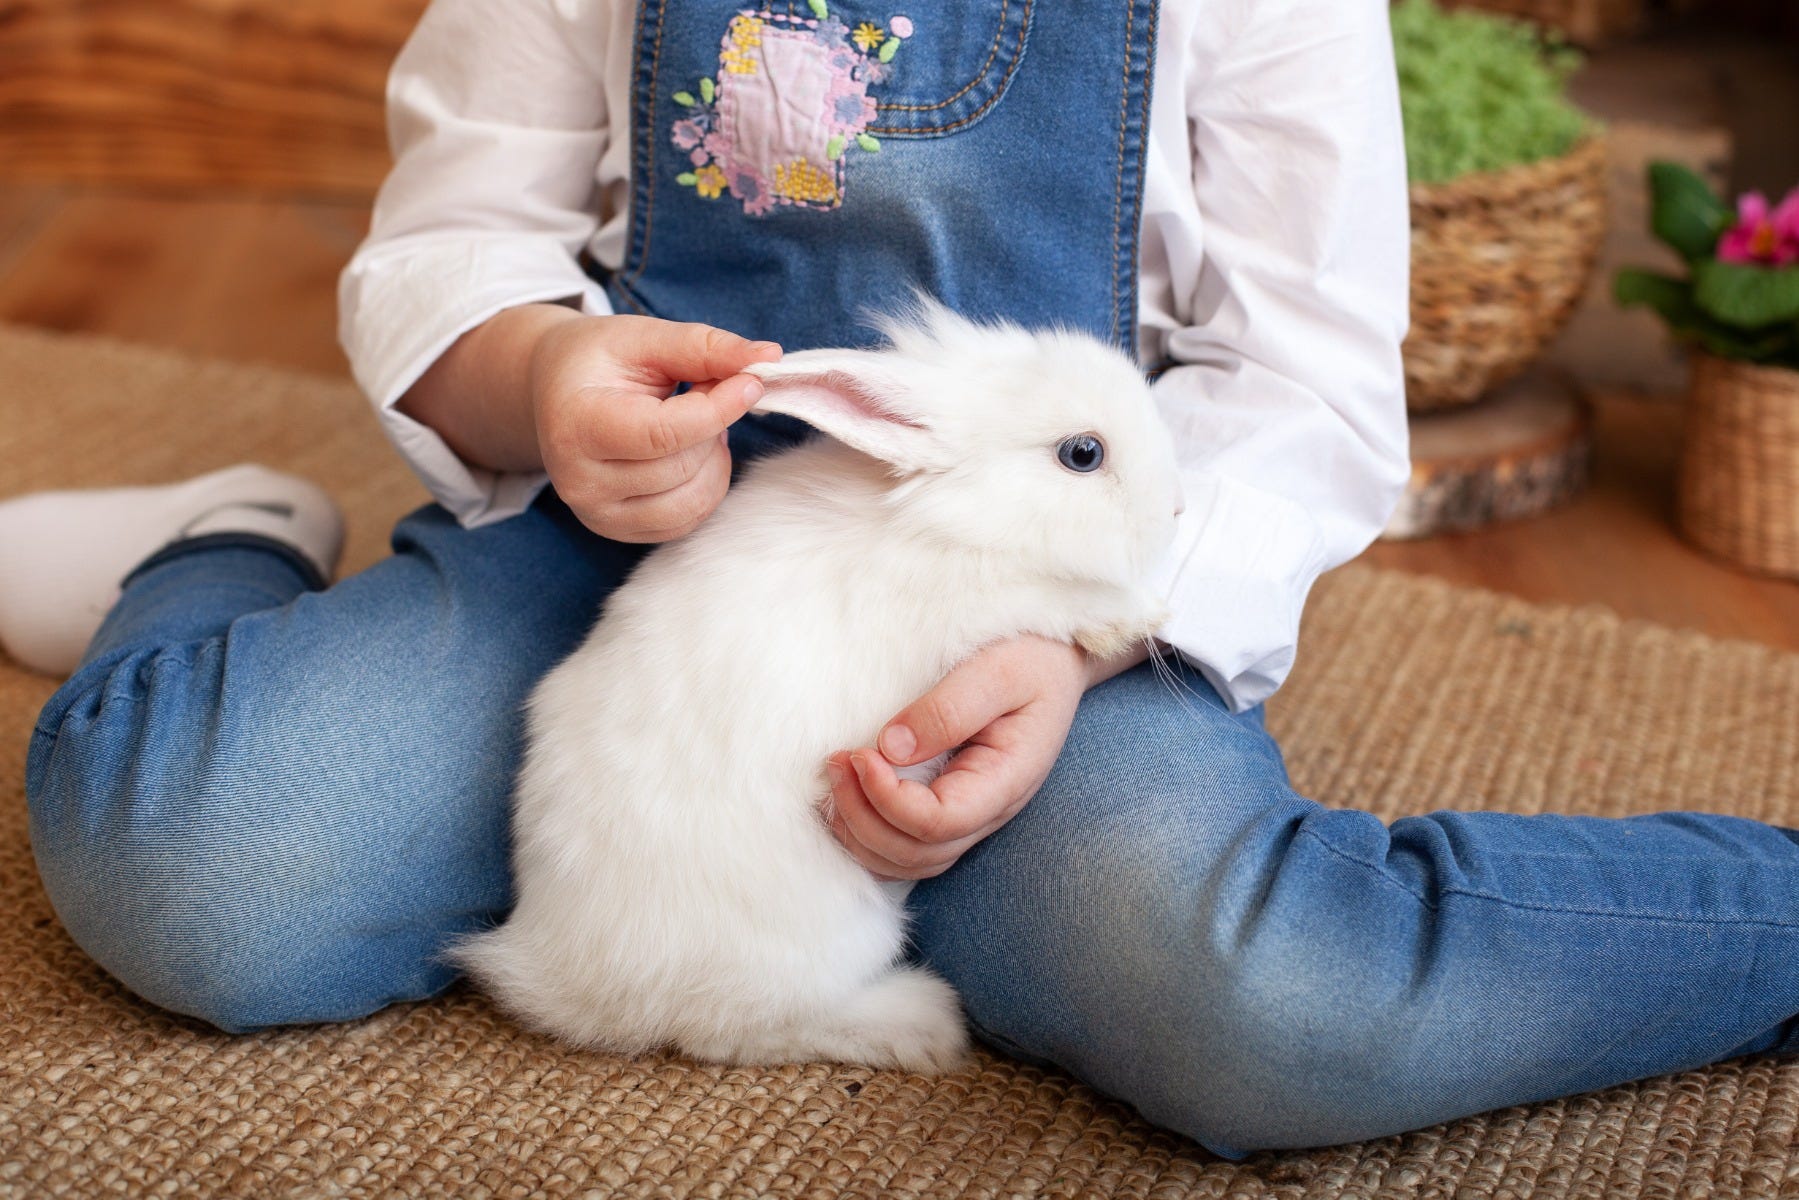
[25, 0, 1799, 1162]
[594, 0, 1157, 354]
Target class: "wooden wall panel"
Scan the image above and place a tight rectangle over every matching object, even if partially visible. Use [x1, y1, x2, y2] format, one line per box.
[0, 0, 427, 197]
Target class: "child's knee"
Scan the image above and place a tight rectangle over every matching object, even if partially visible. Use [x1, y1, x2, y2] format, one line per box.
[926, 803, 1475, 1153]
[1131, 944, 1440, 1152]
[30, 803, 459, 1032]
[25, 660, 473, 1032]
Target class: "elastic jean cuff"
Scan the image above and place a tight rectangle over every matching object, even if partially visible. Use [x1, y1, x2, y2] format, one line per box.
[124, 532, 328, 593]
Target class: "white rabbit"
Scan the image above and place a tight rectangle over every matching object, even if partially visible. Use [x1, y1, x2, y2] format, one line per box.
[453, 302, 1183, 1072]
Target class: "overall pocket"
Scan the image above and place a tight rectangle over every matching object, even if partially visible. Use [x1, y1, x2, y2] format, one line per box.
[863, 0, 1032, 137]
[653, 1, 1032, 221]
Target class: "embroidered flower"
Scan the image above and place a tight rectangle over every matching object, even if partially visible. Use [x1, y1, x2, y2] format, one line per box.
[673, 7, 908, 216]
[774, 158, 838, 204]
[833, 93, 870, 125]
[693, 164, 729, 199]
[732, 168, 775, 216]
[1718, 189, 1799, 267]
[729, 14, 765, 47]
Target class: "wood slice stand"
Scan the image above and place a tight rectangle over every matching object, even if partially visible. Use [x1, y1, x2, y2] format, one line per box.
[1384, 369, 1593, 540]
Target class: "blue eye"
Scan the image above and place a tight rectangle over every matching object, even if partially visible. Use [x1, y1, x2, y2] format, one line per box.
[1057, 434, 1105, 474]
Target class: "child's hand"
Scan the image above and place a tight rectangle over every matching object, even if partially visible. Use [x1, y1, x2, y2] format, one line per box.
[821, 635, 1091, 881]
[531, 315, 783, 543]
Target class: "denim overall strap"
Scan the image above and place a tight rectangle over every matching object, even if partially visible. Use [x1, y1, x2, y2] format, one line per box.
[601, 0, 1159, 356]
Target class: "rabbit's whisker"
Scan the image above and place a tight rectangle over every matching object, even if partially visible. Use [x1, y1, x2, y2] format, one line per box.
[1144, 635, 1212, 729]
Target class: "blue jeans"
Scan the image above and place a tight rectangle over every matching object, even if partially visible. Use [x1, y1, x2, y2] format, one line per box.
[23, 432, 1799, 1158]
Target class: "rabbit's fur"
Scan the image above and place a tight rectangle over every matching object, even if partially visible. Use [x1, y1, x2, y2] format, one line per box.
[454, 304, 1183, 1072]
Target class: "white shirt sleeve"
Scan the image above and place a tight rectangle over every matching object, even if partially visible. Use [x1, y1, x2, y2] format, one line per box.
[337, 0, 617, 527]
[1147, 0, 1412, 712]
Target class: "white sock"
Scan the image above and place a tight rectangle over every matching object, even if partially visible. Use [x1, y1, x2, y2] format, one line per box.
[0, 464, 344, 677]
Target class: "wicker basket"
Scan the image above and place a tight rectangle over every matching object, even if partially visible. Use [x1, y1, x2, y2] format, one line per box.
[1405, 134, 1609, 413]
[1442, 0, 1644, 44]
[1678, 354, 1799, 578]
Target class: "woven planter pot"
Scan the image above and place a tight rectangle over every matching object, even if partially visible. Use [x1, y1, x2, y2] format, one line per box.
[1678, 354, 1799, 578]
[1405, 134, 1609, 413]
[1442, 0, 1644, 44]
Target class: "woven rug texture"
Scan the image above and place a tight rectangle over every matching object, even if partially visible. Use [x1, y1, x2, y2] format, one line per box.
[1, 323, 1797, 1198]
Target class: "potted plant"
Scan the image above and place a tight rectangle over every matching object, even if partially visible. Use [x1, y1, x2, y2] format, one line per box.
[1395, 0, 1608, 411]
[1616, 169, 1799, 576]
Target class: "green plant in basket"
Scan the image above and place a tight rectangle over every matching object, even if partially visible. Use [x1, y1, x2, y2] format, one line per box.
[1392, 0, 1589, 185]
[1615, 167, 1799, 369]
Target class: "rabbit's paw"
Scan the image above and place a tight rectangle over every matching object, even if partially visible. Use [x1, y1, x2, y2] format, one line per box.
[1074, 602, 1170, 661]
[841, 966, 970, 1073]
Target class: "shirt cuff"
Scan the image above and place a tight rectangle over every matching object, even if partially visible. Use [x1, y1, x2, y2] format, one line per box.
[1148, 470, 1327, 713]
[339, 236, 613, 527]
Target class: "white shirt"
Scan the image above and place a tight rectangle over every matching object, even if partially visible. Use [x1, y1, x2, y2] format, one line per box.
[339, 0, 1412, 712]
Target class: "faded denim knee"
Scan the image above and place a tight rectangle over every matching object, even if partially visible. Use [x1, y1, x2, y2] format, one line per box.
[25, 642, 504, 1032]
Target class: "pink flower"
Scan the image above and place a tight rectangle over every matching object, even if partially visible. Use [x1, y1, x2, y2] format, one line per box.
[730, 167, 775, 217]
[671, 119, 704, 150]
[1779, 189, 1799, 240]
[1718, 188, 1799, 267]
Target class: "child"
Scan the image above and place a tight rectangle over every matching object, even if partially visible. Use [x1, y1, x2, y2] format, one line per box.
[3, 0, 1796, 1160]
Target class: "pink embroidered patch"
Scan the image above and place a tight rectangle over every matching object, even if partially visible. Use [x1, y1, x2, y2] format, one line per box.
[672, 6, 912, 216]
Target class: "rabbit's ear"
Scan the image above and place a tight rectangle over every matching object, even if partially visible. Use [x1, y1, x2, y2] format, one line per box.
[747, 351, 950, 472]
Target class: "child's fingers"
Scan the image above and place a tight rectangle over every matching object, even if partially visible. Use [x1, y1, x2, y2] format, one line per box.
[878, 655, 1023, 768]
[587, 374, 764, 461]
[826, 756, 921, 873]
[919, 742, 1037, 832]
[859, 741, 1015, 845]
[605, 433, 733, 540]
[600, 434, 720, 498]
[847, 750, 990, 852]
[621, 318, 782, 383]
[828, 754, 962, 880]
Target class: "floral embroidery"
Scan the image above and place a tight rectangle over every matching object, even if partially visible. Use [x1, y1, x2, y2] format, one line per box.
[774, 159, 839, 205]
[721, 14, 765, 75]
[671, 4, 915, 216]
[693, 164, 729, 199]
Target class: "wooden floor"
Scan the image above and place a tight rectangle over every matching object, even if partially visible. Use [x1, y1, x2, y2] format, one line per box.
[2, 181, 1797, 654]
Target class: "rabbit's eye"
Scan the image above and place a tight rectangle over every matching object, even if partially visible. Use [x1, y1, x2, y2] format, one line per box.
[1056, 434, 1105, 474]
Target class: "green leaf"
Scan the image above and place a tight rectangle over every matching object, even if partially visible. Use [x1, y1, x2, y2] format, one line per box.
[699, 77, 715, 104]
[673, 91, 696, 107]
[1693, 260, 1799, 327]
[808, 0, 828, 17]
[825, 135, 845, 161]
[855, 133, 881, 153]
[1647, 161, 1730, 262]
[1613, 268, 1696, 321]
[1615, 268, 1799, 366]
[1694, 322, 1799, 364]
[676, 172, 699, 186]
[878, 37, 899, 62]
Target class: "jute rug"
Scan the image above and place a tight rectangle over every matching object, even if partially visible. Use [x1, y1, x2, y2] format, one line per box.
[1, 322, 1797, 1198]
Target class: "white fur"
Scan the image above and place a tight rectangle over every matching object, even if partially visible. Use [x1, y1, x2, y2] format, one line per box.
[453, 303, 1183, 1072]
